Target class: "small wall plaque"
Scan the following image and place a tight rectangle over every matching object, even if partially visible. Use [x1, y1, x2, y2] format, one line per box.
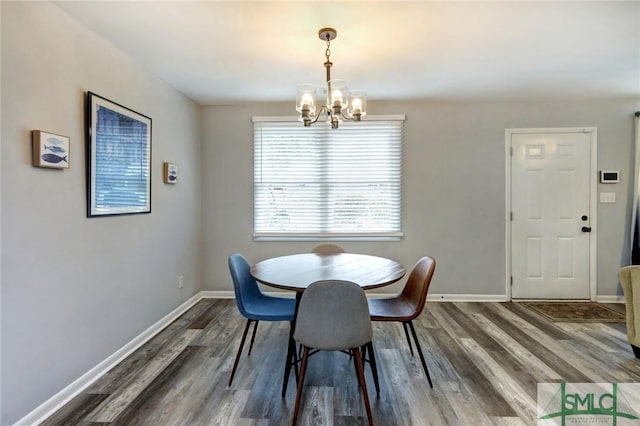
[32, 130, 69, 169]
[163, 162, 178, 184]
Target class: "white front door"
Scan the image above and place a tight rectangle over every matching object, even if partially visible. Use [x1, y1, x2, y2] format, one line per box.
[510, 130, 593, 299]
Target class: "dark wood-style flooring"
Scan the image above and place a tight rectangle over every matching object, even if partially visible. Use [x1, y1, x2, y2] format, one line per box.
[41, 299, 639, 425]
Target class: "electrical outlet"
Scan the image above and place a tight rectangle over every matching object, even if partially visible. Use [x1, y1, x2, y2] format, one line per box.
[178, 275, 184, 289]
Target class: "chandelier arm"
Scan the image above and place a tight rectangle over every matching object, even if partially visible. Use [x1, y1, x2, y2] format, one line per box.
[309, 106, 328, 125]
[340, 110, 362, 122]
[340, 111, 353, 121]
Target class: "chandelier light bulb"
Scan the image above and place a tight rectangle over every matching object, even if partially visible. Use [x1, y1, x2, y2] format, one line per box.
[302, 93, 314, 108]
[332, 90, 343, 106]
[348, 90, 366, 120]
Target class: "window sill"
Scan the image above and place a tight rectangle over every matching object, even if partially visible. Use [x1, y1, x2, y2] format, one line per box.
[253, 233, 404, 242]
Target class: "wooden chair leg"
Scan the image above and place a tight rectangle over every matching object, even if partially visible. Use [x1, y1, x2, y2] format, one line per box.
[402, 322, 414, 356]
[247, 320, 259, 356]
[292, 346, 310, 426]
[408, 320, 433, 388]
[353, 348, 360, 387]
[229, 319, 253, 386]
[359, 344, 367, 388]
[353, 348, 374, 426]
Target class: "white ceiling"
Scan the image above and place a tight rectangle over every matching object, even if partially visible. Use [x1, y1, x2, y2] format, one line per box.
[54, 1, 640, 106]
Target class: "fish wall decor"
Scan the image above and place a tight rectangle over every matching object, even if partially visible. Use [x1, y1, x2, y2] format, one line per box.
[32, 130, 70, 169]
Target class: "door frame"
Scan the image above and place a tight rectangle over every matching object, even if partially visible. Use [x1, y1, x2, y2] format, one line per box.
[505, 127, 598, 301]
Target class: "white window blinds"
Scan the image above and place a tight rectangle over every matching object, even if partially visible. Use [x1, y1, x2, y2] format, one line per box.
[253, 117, 404, 239]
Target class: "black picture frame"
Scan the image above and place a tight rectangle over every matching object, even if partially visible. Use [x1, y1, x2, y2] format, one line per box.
[86, 92, 152, 217]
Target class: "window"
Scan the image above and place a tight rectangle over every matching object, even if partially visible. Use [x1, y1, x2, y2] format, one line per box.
[253, 116, 404, 240]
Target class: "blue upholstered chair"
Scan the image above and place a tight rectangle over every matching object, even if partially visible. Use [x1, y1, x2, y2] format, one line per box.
[292, 280, 374, 426]
[228, 253, 296, 386]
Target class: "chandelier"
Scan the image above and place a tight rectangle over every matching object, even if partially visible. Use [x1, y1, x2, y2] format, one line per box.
[296, 28, 367, 129]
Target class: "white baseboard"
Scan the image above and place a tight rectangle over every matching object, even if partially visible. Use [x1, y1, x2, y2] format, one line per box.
[199, 290, 396, 299]
[15, 292, 205, 426]
[596, 295, 625, 303]
[203, 291, 510, 302]
[200, 290, 235, 299]
[427, 294, 509, 302]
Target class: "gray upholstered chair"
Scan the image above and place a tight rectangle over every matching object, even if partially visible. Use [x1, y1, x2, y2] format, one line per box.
[311, 242, 346, 254]
[292, 280, 374, 426]
[618, 265, 640, 358]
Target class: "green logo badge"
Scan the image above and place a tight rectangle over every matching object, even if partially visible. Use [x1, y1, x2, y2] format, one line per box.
[538, 383, 640, 425]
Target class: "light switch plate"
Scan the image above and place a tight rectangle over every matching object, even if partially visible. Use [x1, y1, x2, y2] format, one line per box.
[600, 192, 616, 203]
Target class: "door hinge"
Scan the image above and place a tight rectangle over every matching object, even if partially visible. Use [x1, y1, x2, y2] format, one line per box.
[510, 211, 513, 221]
[510, 146, 513, 156]
[510, 276, 513, 286]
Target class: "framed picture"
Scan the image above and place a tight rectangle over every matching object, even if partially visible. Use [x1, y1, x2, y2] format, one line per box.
[32, 130, 70, 169]
[163, 162, 178, 184]
[86, 92, 152, 217]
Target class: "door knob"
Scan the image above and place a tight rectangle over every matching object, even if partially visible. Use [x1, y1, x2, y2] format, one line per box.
[581, 226, 592, 232]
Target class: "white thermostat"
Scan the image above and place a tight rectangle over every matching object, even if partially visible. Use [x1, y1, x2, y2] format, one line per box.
[600, 170, 619, 183]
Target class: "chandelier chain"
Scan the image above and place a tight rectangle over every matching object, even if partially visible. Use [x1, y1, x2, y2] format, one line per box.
[325, 38, 331, 62]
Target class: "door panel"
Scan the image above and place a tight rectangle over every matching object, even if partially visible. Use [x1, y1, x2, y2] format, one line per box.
[511, 132, 591, 299]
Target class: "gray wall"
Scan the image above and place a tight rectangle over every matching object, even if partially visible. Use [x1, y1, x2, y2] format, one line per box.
[1, 1, 639, 424]
[202, 99, 639, 297]
[1, 2, 203, 424]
